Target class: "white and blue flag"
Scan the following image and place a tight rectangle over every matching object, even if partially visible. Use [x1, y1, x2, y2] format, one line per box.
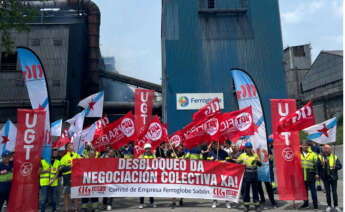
[51, 119, 62, 137]
[303, 117, 337, 144]
[0, 120, 17, 156]
[78, 91, 104, 117]
[66, 110, 86, 136]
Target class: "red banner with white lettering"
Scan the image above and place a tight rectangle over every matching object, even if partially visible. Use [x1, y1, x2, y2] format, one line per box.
[8, 109, 46, 212]
[219, 106, 254, 143]
[270, 99, 307, 200]
[134, 115, 167, 157]
[134, 89, 154, 136]
[192, 98, 221, 121]
[92, 112, 136, 152]
[182, 114, 221, 150]
[71, 158, 245, 202]
[277, 101, 315, 132]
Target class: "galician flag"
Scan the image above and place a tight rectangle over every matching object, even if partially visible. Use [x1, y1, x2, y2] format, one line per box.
[0, 120, 17, 155]
[303, 117, 337, 144]
[51, 119, 62, 137]
[71, 122, 98, 155]
[66, 110, 86, 136]
[78, 91, 104, 117]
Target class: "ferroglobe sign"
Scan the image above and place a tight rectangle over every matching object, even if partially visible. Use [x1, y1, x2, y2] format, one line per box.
[176, 93, 224, 110]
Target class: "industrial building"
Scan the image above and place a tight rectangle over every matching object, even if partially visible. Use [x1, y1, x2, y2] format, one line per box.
[162, 0, 287, 134]
[0, 1, 161, 124]
[302, 50, 343, 122]
[283, 44, 343, 123]
[282, 44, 312, 106]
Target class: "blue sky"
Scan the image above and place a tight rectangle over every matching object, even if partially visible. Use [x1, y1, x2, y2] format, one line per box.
[94, 0, 343, 84]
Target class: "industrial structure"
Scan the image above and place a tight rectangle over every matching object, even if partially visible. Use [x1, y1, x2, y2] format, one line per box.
[302, 51, 343, 122]
[283, 44, 343, 123]
[282, 44, 312, 106]
[162, 0, 286, 133]
[0, 1, 161, 124]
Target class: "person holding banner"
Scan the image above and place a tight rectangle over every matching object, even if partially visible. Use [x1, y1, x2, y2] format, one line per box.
[102, 148, 116, 211]
[207, 142, 232, 209]
[138, 143, 156, 209]
[170, 144, 185, 209]
[39, 148, 61, 212]
[299, 141, 319, 210]
[236, 142, 262, 212]
[81, 149, 99, 212]
[0, 151, 13, 210]
[60, 143, 81, 212]
[317, 145, 342, 212]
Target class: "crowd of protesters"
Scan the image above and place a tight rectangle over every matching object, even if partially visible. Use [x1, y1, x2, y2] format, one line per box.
[0, 138, 342, 212]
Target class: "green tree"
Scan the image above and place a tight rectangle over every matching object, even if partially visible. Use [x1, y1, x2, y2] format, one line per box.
[0, 0, 40, 54]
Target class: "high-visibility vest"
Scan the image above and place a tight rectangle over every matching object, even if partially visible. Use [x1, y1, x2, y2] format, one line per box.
[300, 150, 318, 181]
[171, 152, 185, 159]
[60, 152, 81, 175]
[50, 159, 60, 187]
[139, 154, 155, 159]
[319, 153, 338, 170]
[40, 160, 50, 186]
[0, 164, 13, 183]
[185, 152, 202, 160]
[237, 153, 260, 169]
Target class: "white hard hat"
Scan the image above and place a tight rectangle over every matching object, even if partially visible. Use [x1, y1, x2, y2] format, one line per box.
[144, 143, 152, 149]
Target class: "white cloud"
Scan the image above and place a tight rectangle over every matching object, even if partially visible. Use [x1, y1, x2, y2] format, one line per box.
[281, 0, 325, 24]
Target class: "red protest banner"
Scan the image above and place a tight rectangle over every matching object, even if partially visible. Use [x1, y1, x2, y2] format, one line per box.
[192, 97, 221, 121]
[92, 112, 136, 152]
[219, 106, 254, 143]
[7, 109, 46, 212]
[134, 89, 154, 136]
[277, 101, 315, 132]
[71, 158, 245, 202]
[53, 129, 70, 149]
[182, 114, 221, 150]
[134, 115, 167, 157]
[270, 99, 307, 200]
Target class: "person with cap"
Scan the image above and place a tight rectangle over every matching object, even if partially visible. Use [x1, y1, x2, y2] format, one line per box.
[60, 142, 81, 212]
[121, 142, 134, 159]
[81, 149, 99, 212]
[138, 143, 156, 209]
[300, 141, 319, 210]
[317, 144, 342, 212]
[39, 148, 61, 212]
[236, 141, 262, 212]
[206, 142, 231, 209]
[102, 148, 117, 211]
[170, 144, 185, 209]
[257, 137, 277, 208]
[0, 151, 13, 210]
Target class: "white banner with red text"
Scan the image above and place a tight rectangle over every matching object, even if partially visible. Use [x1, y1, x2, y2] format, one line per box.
[71, 158, 245, 202]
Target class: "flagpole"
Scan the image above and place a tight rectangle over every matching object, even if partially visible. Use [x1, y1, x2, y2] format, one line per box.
[167, 140, 178, 158]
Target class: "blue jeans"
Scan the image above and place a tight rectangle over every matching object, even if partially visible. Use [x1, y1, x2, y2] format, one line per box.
[41, 186, 58, 212]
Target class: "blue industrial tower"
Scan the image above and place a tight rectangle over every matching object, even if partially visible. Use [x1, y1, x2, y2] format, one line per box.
[162, 0, 287, 134]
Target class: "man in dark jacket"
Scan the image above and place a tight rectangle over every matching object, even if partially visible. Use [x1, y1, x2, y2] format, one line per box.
[317, 144, 342, 212]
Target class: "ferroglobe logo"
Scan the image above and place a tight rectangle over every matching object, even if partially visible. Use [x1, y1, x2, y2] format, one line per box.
[178, 96, 189, 107]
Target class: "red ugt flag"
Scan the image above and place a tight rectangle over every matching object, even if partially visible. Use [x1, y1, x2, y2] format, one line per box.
[92, 111, 136, 152]
[134, 115, 167, 157]
[271, 99, 307, 200]
[219, 106, 254, 143]
[277, 101, 315, 132]
[8, 109, 46, 212]
[192, 97, 221, 121]
[134, 89, 154, 136]
[182, 114, 221, 150]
